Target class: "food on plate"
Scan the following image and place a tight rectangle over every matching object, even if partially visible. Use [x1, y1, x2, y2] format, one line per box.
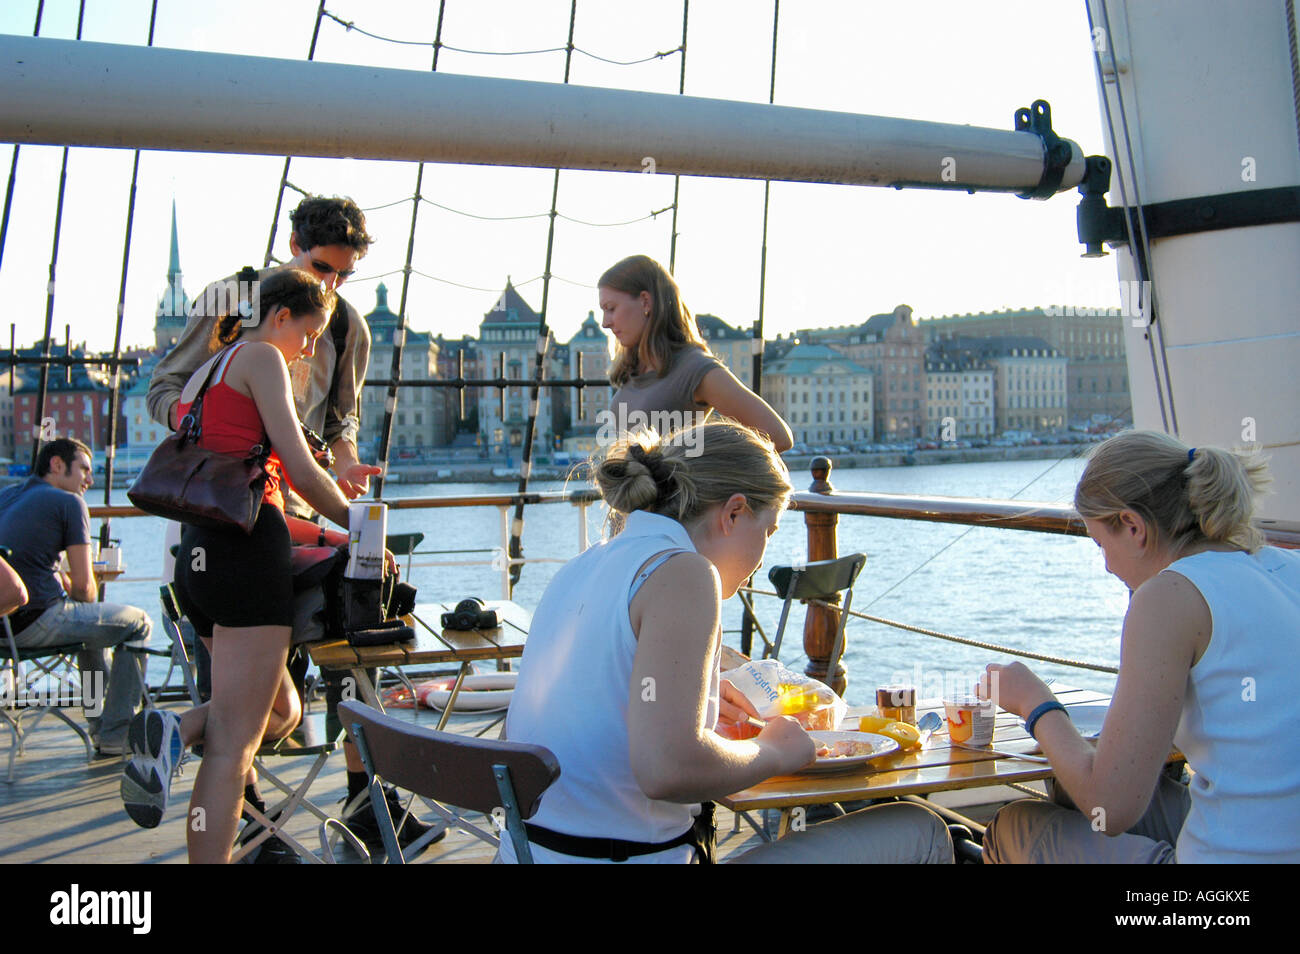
[814, 738, 880, 759]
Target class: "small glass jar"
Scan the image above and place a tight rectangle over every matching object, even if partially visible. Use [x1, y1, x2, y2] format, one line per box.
[876, 685, 917, 725]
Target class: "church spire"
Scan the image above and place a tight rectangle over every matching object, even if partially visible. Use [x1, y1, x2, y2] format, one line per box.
[154, 197, 192, 349]
[168, 198, 182, 282]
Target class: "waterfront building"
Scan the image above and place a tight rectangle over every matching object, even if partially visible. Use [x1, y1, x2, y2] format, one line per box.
[918, 307, 1129, 425]
[802, 305, 925, 441]
[972, 336, 1069, 434]
[434, 334, 483, 443]
[552, 311, 611, 443]
[0, 370, 14, 463]
[359, 283, 443, 457]
[924, 341, 995, 439]
[695, 313, 754, 389]
[476, 281, 557, 457]
[10, 348, 117, 460]
[763, 343, 873, 447]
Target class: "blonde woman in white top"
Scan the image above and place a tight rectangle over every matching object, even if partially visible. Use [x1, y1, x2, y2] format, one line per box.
[983, 430, 1300, 863]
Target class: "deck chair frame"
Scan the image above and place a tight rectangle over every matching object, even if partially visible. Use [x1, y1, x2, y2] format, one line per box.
[764, 553, 867, 674]
[2, 614, 95, 782]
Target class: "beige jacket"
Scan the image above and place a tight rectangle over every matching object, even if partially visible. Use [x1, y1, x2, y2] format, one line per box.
[147, 268, 371, 516]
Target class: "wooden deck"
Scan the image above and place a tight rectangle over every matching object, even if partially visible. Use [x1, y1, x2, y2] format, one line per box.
[2, 693, 1009, 864]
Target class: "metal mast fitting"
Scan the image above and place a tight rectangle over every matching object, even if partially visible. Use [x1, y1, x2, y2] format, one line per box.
[1, 36, 1086, 196]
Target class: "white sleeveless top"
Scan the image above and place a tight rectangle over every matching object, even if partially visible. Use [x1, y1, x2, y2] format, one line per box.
[498, 510, 721, 864]
[1162, 546, 1300, 863]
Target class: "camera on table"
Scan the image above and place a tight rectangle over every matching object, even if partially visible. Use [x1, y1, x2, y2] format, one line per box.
[441, 597, 499, 631]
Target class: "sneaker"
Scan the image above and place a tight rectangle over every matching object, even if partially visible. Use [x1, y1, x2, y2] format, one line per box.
[120, 709, 184, 829]
[342, 783, 446, 852]
[238, 835, 305, 865]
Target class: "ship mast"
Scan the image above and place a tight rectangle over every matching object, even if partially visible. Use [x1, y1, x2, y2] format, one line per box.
[1083, 0, 1300, 527]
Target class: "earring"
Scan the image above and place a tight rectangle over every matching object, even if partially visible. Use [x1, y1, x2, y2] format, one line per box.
[643, 310, 650, 317]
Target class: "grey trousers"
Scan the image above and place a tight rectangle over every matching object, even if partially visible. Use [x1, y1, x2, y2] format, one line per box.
[983, 772, 1191, 864]
[11, 599, 151, 745]
[728, 802, 954, 864]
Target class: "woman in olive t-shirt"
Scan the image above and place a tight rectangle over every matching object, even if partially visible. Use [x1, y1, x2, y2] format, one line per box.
[597, 255, 792, 451]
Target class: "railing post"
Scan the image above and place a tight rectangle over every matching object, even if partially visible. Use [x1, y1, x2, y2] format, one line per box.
[803, 456, 846, 695]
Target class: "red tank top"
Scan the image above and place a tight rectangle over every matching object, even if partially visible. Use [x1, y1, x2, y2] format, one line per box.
[176, 342, 287, 512]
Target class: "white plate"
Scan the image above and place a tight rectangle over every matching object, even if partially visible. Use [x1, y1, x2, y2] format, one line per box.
[1065, 702, 1108, 737]
[799, 731, 900, 774]
[419, 672, 517, 712]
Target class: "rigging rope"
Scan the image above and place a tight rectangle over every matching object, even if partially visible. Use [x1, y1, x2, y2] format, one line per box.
[30, 0, 85, 472]
[262, 4, 326, 267]
[417, 196, 672, 227]
[1286, 0, 1300, 157]
[506, 0, 579, 593]
[741, 588, 1117, 674]
[857, 436, 1101, 613]
[668, 0, 689, 271]
[322, 8, 681, 64]
[101, 0, 159, 554]
[1090, 0, 1179, 436]
[0, 1, 44, 277]
[372, 0, 448, 499]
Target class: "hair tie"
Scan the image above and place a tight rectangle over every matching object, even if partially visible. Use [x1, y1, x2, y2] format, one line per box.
[1188, 447, 1197, 463]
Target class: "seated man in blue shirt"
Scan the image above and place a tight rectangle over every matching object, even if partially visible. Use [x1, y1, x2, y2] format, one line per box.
[0, 438, 152, 755]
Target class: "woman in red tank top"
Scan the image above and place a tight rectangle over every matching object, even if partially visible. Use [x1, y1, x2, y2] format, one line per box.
[121, 268, 355, 863]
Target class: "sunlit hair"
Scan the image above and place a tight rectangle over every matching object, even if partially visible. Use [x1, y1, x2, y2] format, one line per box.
[215, 266, 335, 347]
[290, 194, 373, 255]
[1074, 430, 1272, 555]
[596, 420, 791, 531]
[600, 254, 711, 387]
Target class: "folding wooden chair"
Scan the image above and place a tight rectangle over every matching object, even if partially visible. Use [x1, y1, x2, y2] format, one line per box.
[332, 699, 560, 864]
[158, 583, 342, 862]
[764, 553, 867, 673]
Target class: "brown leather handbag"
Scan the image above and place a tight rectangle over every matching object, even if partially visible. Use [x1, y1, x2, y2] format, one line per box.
[128, 349, 271, 534]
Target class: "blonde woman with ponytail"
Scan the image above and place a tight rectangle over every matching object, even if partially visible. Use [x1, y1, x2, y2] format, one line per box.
[982, 430, 1300, 863]
[499, 421, 952, 864]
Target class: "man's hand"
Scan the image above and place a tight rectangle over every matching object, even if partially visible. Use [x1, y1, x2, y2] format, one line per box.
[331, 441, 383, 499]
[336, 460, 383, 499]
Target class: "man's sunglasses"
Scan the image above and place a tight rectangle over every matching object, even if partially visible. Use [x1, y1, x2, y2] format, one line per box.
[311, 259, 356, 280]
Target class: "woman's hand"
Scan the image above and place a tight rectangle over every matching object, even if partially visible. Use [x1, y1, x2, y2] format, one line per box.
[755, 715, 817, 774]
[978, 662, 1054, 719]
[718, 678, 759, 724]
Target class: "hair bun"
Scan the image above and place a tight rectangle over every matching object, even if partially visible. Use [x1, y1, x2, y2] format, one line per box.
[629, 444, 674, 499]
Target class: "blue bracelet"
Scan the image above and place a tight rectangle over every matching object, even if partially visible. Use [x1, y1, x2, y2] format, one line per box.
[1025, 700, 1067, 739]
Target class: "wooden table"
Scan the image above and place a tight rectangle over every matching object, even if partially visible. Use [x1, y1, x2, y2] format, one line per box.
[722, 685, 1112, 838]
[306, 600, 530, 730]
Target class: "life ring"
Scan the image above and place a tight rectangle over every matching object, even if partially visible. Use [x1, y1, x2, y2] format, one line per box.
[416, 671, 517, 712]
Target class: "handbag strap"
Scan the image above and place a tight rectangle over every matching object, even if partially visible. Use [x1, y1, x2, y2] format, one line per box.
[181, 344, 271, 463]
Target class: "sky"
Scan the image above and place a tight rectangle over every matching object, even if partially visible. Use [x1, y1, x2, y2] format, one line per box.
[0, 0, 1122, 354]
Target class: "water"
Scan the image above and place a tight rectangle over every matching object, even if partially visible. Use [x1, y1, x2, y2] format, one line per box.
[97, 456, 1127, 707]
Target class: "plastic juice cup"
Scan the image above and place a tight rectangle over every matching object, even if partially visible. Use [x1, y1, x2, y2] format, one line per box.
[944, 696, 995, 745]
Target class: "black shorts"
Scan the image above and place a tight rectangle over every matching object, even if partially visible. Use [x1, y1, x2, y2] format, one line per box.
[174, 505, 294, 639]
